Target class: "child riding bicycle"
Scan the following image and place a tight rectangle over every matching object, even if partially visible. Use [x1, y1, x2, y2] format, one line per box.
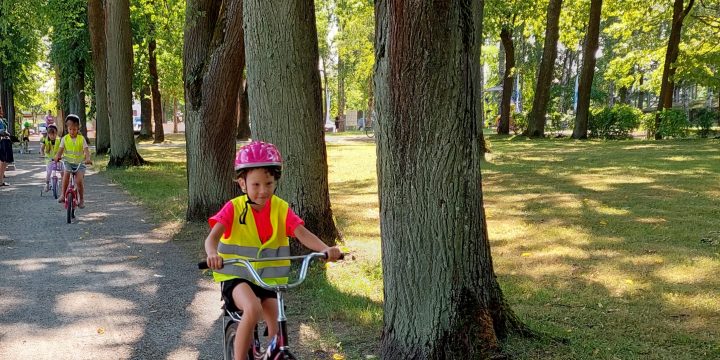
[54, 114, 92, 208]
[204, 141, 342, 359]
[41, 124, 62, 192]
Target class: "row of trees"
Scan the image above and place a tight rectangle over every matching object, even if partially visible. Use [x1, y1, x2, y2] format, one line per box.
[485, 0, 720, 139]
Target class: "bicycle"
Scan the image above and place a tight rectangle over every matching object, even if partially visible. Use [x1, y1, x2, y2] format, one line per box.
[40, 160, 63, 199]
[198, 252, 343, 360]
[365, 120, 375, 138]
[63, 162, 90, 223]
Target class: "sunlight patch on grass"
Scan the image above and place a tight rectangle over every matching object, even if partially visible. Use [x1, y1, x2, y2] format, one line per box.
[655, 258, 720, 284]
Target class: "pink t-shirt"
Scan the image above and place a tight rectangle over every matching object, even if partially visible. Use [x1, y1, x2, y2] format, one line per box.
[209, 198, 304, 244]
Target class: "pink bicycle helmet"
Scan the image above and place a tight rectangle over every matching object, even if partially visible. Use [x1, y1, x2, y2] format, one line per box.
[234, 141, 283, 171]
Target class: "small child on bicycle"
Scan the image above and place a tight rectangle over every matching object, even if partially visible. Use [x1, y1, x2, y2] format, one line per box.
[41, 125, 62, 192]
[21, 123, 30, 144]
[54, 114, 92, 208]
[204, 141, 342, 358]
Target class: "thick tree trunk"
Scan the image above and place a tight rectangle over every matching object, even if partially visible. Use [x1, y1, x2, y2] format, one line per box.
[236, 80, 251, 140]
[245, 0, 339, 248]
[527, 0, 563, 138]
[7, 87, 15, 135]
[148, 32, 165, 143]
[375, 2, 527, 358]
[655, 0, 695, 139]
[573, 0, 602, 139]
[138, 85, 153, 140]
[68, 65, 88, 139]
[106, 0, 145, 167]
[88, 0, 110, 154]
[498, 26, 514, 135]
[183, 0, 244, 220]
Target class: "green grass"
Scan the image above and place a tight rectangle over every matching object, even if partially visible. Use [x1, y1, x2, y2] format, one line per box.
[96, 136, 720, 359]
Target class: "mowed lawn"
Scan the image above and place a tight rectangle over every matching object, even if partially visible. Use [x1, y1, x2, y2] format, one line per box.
[99, 135, 720, 359]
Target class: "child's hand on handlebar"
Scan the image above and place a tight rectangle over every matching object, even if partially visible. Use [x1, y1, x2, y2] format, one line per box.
[323, 246, 343, 262]
[206, 253, 224, 270]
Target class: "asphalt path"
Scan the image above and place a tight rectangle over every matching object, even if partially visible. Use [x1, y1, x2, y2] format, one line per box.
[0, 142, 222, 359]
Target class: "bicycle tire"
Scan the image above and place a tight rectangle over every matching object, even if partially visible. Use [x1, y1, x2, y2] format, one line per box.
[52, 178, 58, 199]
[66, 193, 74, 224]
[365, 127, 374, 138]
[223, 322, 253, 360]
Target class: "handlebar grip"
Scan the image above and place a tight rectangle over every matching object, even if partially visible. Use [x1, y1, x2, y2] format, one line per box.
[198, 261, 209, 270]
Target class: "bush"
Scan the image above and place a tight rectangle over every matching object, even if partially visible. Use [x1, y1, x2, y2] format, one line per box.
[641, 112, 657, 139]
[658, 109, 689, 138]
[546, 112, 572, 136]
[690, 108, 718, 138]
[588, 104, 641, 139]
[511, 111, 528, 135]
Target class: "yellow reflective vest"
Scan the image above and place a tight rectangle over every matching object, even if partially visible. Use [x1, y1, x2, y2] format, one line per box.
[61, 134, 86, 163]
[43, 137, 61, 160]
[213, 195, 291, 285]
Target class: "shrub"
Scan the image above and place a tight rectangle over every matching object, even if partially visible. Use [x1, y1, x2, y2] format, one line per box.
[690, 108, 718, 138]
[588, 104, 641, 139]
[640, 112, 657, 139]
[511, 111, 528, 135]
[546, 112, 572, 136]
[658, 109, 689, 138]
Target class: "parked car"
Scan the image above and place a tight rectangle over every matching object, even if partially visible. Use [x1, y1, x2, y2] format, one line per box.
[38, 123, 47, 134]
[133, 116, 142, 134]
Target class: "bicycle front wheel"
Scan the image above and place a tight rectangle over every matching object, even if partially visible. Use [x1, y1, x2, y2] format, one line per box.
[66, 193, 74, 224]
[52, 178, 58, 199]
[223, 322, 253, 360]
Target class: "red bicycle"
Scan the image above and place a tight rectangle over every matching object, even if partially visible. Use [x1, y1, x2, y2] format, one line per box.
[63, 163, 89, 223]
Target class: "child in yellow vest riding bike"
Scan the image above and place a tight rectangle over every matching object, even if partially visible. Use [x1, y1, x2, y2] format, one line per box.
[204, 141, 342, 359]
[41, 124, 62, 192]
[54, 114, 92, 208]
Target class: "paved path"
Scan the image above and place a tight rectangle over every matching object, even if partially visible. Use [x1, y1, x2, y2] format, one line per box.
[0, 143, 223, 359]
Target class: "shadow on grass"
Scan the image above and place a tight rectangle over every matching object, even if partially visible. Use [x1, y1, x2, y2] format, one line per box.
[481, 137, 720, 359]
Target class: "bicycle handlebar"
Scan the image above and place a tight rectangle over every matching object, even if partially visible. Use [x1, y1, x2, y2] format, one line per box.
[198, 252, 344, 291]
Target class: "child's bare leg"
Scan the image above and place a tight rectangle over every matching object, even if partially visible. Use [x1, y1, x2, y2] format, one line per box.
[59, 172, 70, 201]
[46, 163, 52, 183]
[261, 297, 279, 339]
[76, 172, 85, 204]
[232, 284, 262, 359]
[0, 162, 6, 183]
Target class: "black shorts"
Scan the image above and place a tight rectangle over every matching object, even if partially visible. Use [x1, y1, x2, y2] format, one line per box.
[22, 137, 29, 142]
[0, 138, 13, 163]
[221, 278, 276, 312]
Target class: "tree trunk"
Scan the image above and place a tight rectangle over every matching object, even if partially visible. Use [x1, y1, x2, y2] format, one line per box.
[148, 30, 165, 143]
[573, 0, 602, 139]
[637, 73, 645, 110]
[375, 2, 529, 358]
[138, 85, 153, 140]
[245, 0, 339, 248]
[173, 97, 178, 133]
[498, 26, 514, 135]
[236, 79, 251, 140]
[473, 0, 488, 154]
[88, 0, 110, 154]
[183, 0, 244, 220]
[7, 87, 15, 135]
[337, 56, 345, 118]
[527, 0, 563, 138]
[655, 0, 695, 139]
[106, 0, 145, 167]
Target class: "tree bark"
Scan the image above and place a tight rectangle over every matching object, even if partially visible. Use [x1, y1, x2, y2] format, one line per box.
[138, 85, 153, 140]
[148, 28, 165, 143]
[655, 0, 695, 139]
[375, 2, 527, 358]
[106, 0, 146, 167]
[498, 26, 514, 135]
[173, 97, 178, 133]
[527, 0, 563, 138]
[183, 0, 244, 220]
[236, 79, 251, 140]
[68, 64, 88, 139]
[88, 0, 110, 154]
[245, 0, 339, 248]
[573, 0, 602, 139]
[637, 73, 645, 110]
